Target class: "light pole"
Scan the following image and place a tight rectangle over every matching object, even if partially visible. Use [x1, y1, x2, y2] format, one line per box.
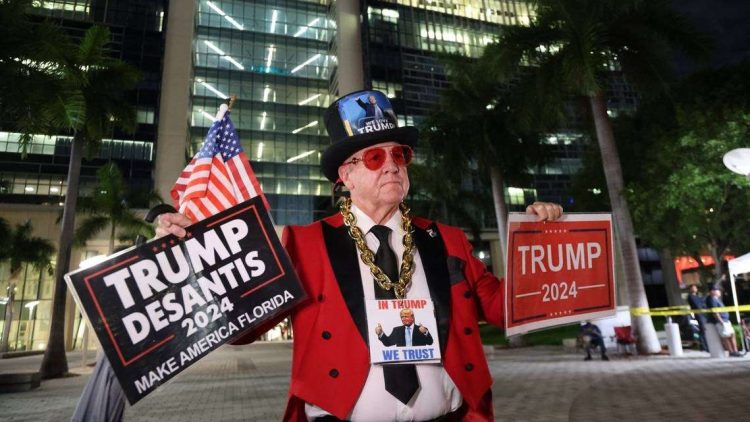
[24, 300, 39, 351]
[722, 148, 750, 352]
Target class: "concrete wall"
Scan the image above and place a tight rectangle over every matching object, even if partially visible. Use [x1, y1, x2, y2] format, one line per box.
[154, 0, 196, 203]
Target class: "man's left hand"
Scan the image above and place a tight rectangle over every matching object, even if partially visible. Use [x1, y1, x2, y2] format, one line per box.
[418, 324, 428, 334]
[526, 202, 563, 221]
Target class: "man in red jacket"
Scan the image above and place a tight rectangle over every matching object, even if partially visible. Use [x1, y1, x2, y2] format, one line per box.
[157, 90, 562, 421]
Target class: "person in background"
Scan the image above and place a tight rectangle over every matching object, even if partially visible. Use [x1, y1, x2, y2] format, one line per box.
[580, 321, 609, 361]
[740, 317, 750, 351]
[686, 284, 709, 351]
[705, 285, 742, 357]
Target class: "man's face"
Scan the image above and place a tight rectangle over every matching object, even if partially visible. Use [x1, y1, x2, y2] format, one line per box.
[400, 310, 414, 326]
[690, 285, 697, 294]
[712, 289, 721, 297]
[368, 95, 377, 105]
[338, 141, 410, 212]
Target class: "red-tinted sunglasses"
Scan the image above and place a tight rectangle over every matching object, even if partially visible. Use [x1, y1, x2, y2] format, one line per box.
[343, 145, 414, 171]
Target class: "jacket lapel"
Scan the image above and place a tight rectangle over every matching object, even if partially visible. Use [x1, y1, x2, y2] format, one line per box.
[322, 221, 369, 346]
[413, 223, 451, 352]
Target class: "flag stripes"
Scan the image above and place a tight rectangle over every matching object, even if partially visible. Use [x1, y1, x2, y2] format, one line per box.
[170, 110, 269, 223]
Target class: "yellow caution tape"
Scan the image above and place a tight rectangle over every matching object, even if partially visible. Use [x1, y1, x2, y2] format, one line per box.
[630, 305, 750, 317]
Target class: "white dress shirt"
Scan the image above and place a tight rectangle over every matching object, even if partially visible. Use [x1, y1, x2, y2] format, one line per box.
[305, 205, 462, 421]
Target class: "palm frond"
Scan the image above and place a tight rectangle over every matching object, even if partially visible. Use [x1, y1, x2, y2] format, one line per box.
[7, 220, 55, 274]
[117, 213, 155, 240]
[73, 215, 110, 246]
[77, 25, 110, 67]
[43, 90, 86, 132]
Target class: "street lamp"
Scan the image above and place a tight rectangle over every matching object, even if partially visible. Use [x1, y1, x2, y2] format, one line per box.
[24, 300, 39, 311]
[723, 148, 750, 181]
[24, 301, 39, 351]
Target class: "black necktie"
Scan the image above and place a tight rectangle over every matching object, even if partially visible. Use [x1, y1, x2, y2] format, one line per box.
[370, 225, 419, 405]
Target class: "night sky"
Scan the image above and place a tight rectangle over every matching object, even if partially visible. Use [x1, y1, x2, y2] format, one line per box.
[673, 0, 750, 72]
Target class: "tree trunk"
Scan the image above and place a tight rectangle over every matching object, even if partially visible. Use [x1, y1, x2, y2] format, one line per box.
[40, 136, 84, 378]
[660, 249, 683, 307]
[710, 245, 723, 285]
[489, 165, 508, 261]
[589, 92, 661, 354]
[490, 166, 523, 345]
[109, 223, 116, 254]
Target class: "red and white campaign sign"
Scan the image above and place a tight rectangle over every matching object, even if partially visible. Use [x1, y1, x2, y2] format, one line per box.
[505, 213, 615, 336]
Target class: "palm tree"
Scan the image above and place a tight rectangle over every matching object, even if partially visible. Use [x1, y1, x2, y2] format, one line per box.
[0, 219, 55, 353]
[422, 53, 548, 261]
[75, 163, 156, 254]
[408, 161, 491, 243]
[0, 0, 70, 147]
[39, 26, 140, 379]
[487, 0, 709, 352]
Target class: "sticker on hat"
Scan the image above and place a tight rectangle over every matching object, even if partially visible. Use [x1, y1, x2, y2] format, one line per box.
[337, 91, 399, 137]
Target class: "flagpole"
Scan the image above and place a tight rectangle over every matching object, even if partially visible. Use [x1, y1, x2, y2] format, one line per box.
[215, 95, 238, 121]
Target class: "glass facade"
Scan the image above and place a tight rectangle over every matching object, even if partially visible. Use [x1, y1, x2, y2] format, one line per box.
[0, 1, 165, 205]
[359, 0, 634, 213]
[0, 0, 643, 352]
[191, 0, 334, 224]
[362, 0, 536, 119]
[0, 262, 56, 352]
[378, 0, 535, 26]
[0, 1, 167, 351]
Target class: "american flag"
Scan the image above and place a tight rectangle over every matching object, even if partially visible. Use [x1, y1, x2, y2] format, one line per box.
[171, 111, 268, 222]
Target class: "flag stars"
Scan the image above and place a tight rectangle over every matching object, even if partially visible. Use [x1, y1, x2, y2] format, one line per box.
[548, 310, 574, 317]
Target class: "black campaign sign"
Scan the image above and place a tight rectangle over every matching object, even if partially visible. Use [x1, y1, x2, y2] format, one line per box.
[65, 197, 305, 404]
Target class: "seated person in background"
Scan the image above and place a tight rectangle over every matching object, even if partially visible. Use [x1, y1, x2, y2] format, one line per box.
[580, 321, 609, 361]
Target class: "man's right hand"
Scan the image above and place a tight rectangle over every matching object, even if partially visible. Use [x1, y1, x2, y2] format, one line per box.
[155, 213, 193, 239]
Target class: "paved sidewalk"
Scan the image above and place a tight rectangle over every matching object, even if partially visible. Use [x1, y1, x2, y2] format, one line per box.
[488, 346, 750, 421]
[1, 344, 749, 421]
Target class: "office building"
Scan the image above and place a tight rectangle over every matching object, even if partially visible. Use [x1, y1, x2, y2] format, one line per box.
[1, 0, 642, 351]
[0, 0, 167, 352]
[157, 0, 334, 226]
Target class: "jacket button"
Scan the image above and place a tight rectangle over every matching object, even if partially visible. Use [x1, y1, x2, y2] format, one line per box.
[464, 327, 472, 335]
[464, 290, 472, 298]
[465, 363, 474, 371]
[322, 331, 331, 340]
[318, 294, 325, 302]
[329, 369, 339, 378]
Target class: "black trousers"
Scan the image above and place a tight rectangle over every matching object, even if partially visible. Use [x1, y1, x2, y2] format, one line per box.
[585, 337, 607, 356]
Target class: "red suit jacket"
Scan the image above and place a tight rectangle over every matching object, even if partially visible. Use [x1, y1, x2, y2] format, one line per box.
[236, 213, 504, 421]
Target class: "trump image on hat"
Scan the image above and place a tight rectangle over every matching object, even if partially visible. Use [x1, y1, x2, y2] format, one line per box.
[321, 90, 418, 182]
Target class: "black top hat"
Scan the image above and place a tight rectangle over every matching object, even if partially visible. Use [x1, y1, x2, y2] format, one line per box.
[321, 90, 418, 182]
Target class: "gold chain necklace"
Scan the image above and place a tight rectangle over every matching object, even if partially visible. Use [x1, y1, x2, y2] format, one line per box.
[339, 197, 416, 299]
